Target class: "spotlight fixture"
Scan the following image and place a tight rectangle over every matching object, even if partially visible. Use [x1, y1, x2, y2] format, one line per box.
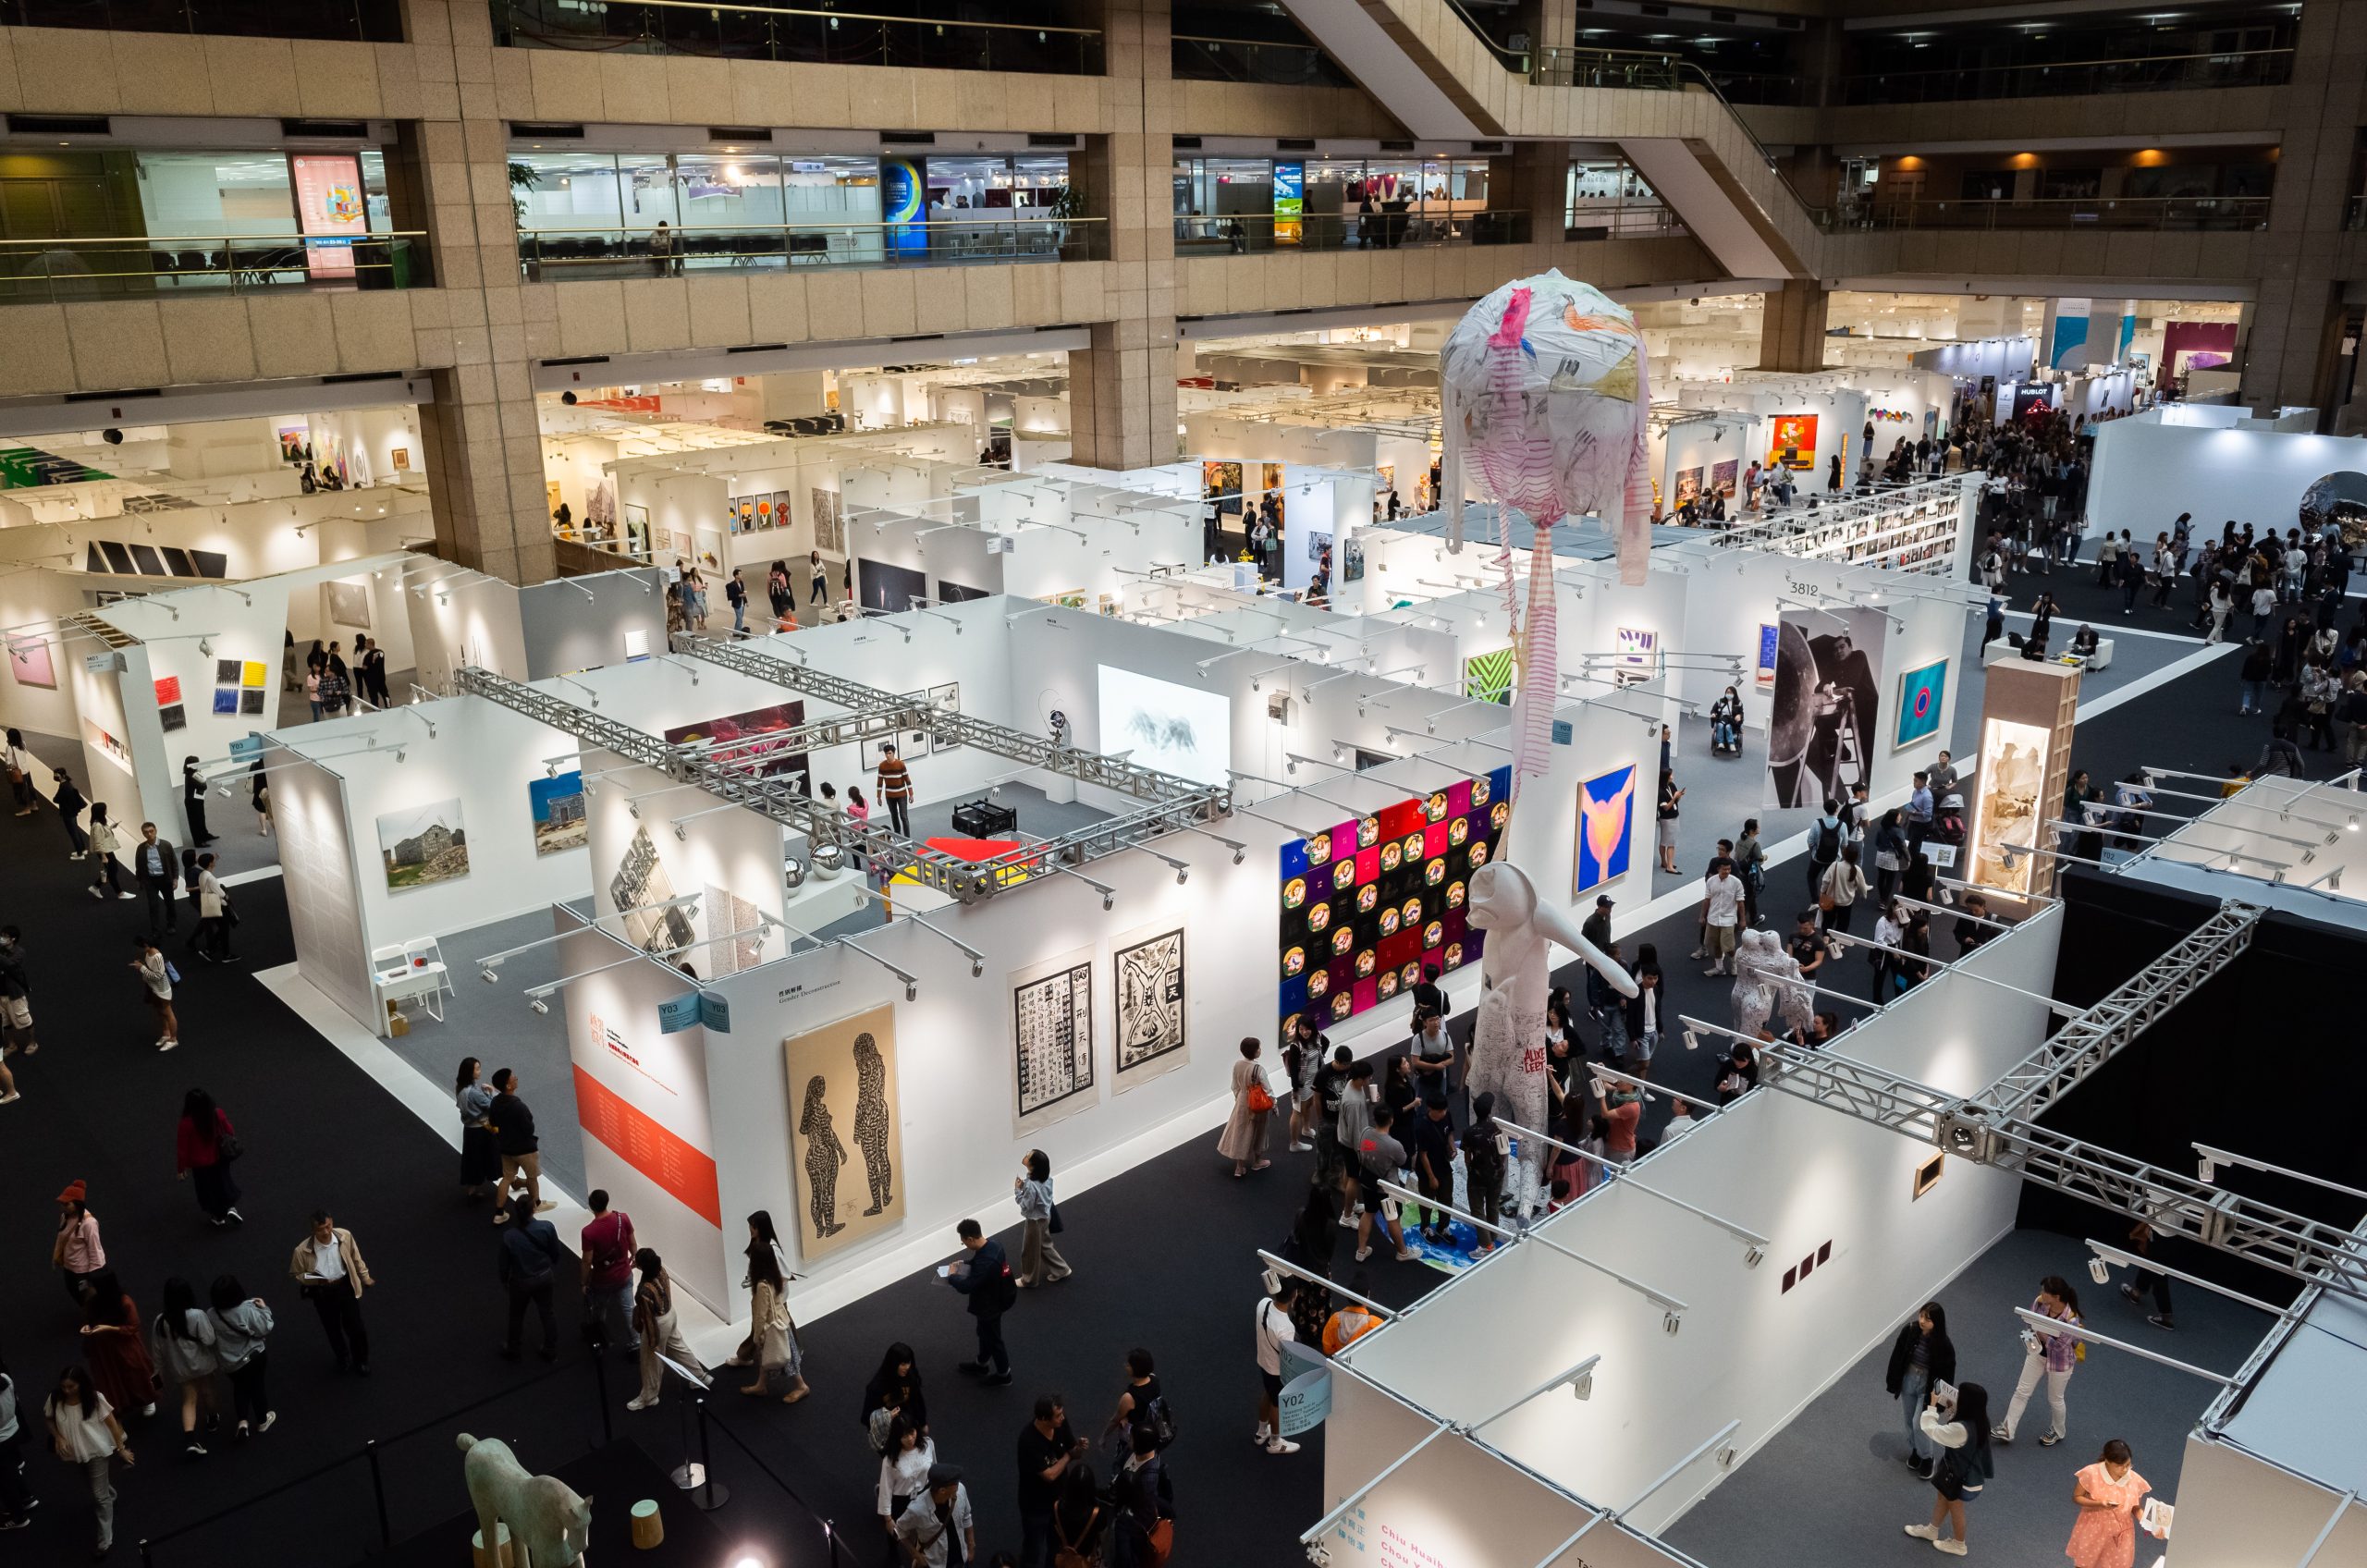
[1663, 1312, 1682, 1336]
[1261, 1267, 1282, 1295]
[672, 822, 688, 842]
[1570, 1369, 1594, 1401]
[1682, 1028, 1701, 1052]
[2198, 1154, 2216, 1183]
[528, 996, 549, 1015]
[626, 801, 640, 819]
[1102, 892, 1115, 912]
[971, 959, 984, 978]
[2087, 1256, 2112, 1286]
[480, 967, 499, 984]
[1744, 1246, 1765, 1269]
[904, 981, 918, 1001]
[198, 637, 212, 656]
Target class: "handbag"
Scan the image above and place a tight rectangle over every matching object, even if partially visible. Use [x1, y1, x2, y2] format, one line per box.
[218, 1133, 245, 1163]
[1245, 1079, 1275, 1115]
[1144, 1519, 1175, 1567]
[1048, 1201, 1064, 1235]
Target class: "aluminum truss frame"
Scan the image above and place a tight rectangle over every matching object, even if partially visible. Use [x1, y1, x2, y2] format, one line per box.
[459, 646, 1233, 904]
[665, 635, 1233, 900]
[1979, 900, 2263, 1121]
[1736, 1031, 2367, 1302]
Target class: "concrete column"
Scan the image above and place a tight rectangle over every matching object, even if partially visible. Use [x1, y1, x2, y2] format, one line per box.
[397, 0, 554, 587]
[1757, 281, 1829, 373]
[2235, 0, 2365, 416]
[1071, 0, 1178, 472]
[1487, 142, 1566, 240]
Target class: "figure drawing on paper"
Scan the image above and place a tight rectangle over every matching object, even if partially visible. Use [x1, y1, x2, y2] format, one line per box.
[1115, 931, 1185, 1072]
[799, 1074, 849, 1239]
[853, 1033, 893, 1216]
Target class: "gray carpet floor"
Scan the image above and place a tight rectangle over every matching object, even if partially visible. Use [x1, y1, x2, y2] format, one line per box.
[378, 900, 594, 1200]
[1665, 1226, 2266, 1567]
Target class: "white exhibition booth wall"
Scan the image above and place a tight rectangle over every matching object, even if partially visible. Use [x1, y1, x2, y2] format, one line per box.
[849, 473, 1204, 613]
[605, 425, 975, 585]
[516, 569, 668, 678]
[2172, 1432, 2367, 1568]
[2086, 418, 2367, 545]
[1912, 336, 2036, 386]
[1336, 904, 2063, 1535]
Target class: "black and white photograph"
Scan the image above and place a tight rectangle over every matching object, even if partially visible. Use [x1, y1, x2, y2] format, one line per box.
[1763, 604, 1887, 809]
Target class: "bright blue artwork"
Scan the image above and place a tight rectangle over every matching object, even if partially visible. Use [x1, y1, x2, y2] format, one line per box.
[1895, 658, 1947, 748]
[1575, 764, 1637, 895]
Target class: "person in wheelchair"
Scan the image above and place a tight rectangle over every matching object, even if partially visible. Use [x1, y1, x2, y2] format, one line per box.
[1710, 685, 1745, 757]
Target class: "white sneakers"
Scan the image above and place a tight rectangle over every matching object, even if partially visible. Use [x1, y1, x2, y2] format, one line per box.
[1392, 1247, 1418, 1262]
[157, 1039, 178, 1052]
[1904, 1526, 1966, 1555]
[1933, 1541, 1968, 1556]
[626, 1395, 656, 1412]
[1904, 1525, 1936, 1541]
[1267, 1437, 1301, 1455]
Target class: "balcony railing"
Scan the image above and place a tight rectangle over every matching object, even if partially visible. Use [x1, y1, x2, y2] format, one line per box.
[518, 217, 1102, 279]
[1171, 32, 1354, 89]
[0, 0, 400, 39]
[1832, 47, 2293, 105]
[1838, 196, 2270, 231]
[1529, 44, 1686, 90]
[0, 233, 426, 302]
[1174, 209, 1537, 254]
[2348, 195, 2367, 232]
[492, 0, 1104, 73]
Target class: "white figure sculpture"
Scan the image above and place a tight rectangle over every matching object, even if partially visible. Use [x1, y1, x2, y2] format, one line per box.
[1466, 859, 1634, 1186]
[1764, 937, 1817, 1038]
[1730, 928, 1778, 1037]
[457, 1433, 593, 1567]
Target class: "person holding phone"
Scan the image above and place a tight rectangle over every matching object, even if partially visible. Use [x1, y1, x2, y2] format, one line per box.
[2066, 1439, 2152, 1568]
[1905, 1379, 1992, 1556]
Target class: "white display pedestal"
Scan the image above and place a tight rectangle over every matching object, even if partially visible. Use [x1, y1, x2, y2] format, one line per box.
[372, 937, 452, 1036]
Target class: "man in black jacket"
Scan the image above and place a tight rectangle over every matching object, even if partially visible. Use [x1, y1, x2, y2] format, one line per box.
[488, 1069, 551, 1222]
[497, 1191, 566, 1361]
[131, 821, 178, 933]
[947, 1219, 1014, 1386]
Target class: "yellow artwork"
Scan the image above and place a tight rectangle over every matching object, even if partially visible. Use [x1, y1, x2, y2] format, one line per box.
[241, 661, 268, 689]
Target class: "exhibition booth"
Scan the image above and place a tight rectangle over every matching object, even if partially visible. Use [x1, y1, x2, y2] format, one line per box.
[1321, 902, 2063, 1549]
[1672, 366, 1957, 486]
[242, 493, 1970, 1325]
[2085, 414, 2367, 545]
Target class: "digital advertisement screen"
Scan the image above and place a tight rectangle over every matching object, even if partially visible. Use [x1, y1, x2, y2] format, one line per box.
[290, 153, 366, 278]
[1278, 766, 1512, 1037]
[1272, 161, 1304, 244]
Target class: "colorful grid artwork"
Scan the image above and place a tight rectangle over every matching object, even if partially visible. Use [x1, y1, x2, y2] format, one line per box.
[1277, 765, 1512, 1038]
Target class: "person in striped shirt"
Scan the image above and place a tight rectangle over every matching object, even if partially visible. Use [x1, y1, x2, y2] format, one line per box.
[875, 744, 913, 836]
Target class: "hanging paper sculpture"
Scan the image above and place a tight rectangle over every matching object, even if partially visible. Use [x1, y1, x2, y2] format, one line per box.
[1439, 270, 1654, 585]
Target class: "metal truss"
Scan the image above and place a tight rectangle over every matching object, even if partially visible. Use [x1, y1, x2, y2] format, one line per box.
[1744, 1024, 2367, 1302]
[459, 648, 1233, 904]
[1978, 900, 2262, 1121]
[670, 633, 1230, 808]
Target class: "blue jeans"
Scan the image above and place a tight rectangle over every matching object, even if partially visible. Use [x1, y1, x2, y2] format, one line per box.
[2243, 680, 2264, 712]
[1901, 1367, 1932, 1461]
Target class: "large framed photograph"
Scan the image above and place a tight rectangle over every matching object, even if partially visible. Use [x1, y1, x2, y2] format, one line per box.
[376, 799, 469, 892]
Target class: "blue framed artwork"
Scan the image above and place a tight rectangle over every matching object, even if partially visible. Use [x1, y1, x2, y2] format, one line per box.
[1574, 764, 1637, 896]
[1895, 658, 1947, 748]
[211, 688, 239, 715]
[1756, 623, 1779, 687]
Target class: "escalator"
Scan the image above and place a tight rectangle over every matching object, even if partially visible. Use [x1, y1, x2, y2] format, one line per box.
[1272, 0, 1821, 278]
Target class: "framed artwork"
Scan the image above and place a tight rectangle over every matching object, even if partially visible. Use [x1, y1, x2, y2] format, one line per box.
[239, 689, 264, 715]
[1771, 413, 1820, 470]
[6, 634, 55, 690]
[1306, 531, 1332, 562]
[1895, 657, 1948, 749]
[376, 798, 469, 891]
[391, 447, 410, 472]
[1756, 623, 1779, 688]
[1464, 647, 1515, 705]
[782, 1003, 903, 1262]
[529, 770, 588, 856]
[1113, 925, 1186, 1088]
[1278, 766, 1511, 1039]
[1673, 467, 1703, 505]
[1711, 459, 1738, 496]
[929, 683, 963, 753]
[1764, 606, 1888, 809]
[1342, 536, 1366, 582]
[1968, 717, 2047, 895]
[663, 702, 809, 792]
[811, 488, 844, 555]
[154, 675, 182, 706]
[215, 658, 242, 686]
[1012, 948, 1097, 1133]
[212, 689, 239, 715]
[623, 629, 651, 663]
[325, 581, 371, 629]
[608, 824, 696, 953]
[241, 661, 268, 689]
[1614, 627, 1658, 687]
[158, 704, 187, 732]
[1574, 764, 1637, 896]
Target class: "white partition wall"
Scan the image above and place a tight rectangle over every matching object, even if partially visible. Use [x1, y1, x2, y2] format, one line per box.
[271, 746, 375, 1031]
[2086, 417, 2367, 544]
[555, 914, 732, 1314]
[1339, 907, 2062, 1534]
[408, 570, 530, 693]
[579, 750, 790, 977]
[517, 569, 668, 679]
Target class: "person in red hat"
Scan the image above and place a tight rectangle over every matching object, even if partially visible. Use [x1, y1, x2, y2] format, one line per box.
[51, 1182, 104, 1307]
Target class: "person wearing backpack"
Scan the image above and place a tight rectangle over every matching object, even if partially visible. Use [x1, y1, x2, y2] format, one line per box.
[1252, 1278, 1301, 1457]
[1104, 1348, 1163, 1453]
[945, 1219, 1014, 1386]
[497, 1190, 565, 1362]
[1110, 1424, 1172, 1567]
[1806, 800, 1845, 899]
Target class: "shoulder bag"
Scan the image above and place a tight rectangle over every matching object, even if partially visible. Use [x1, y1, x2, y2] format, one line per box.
[1053, 1504, 1101, 1568]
